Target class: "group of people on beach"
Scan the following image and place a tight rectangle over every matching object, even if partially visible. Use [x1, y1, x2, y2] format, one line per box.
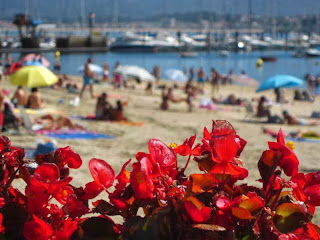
[256, 95, 319, 126]
[95, 92, 125, 121]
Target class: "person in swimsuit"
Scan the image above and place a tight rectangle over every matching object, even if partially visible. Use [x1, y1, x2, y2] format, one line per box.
[283, 110, 320, 126]
[80, 58, 94, 98]
[26, 88, 46, 109]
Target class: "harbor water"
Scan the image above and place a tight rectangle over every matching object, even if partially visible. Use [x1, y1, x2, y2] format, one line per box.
[10, 50, 320, 84]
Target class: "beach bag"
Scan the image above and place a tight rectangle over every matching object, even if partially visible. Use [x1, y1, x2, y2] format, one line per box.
[311, 111, 320, 118]
[268, 114, 283, 124]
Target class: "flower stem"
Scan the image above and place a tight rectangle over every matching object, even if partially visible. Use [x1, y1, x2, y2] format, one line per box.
[181, 154, 192, 175]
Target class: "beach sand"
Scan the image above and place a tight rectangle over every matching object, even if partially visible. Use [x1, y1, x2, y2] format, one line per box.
[4, 76, 320, 223]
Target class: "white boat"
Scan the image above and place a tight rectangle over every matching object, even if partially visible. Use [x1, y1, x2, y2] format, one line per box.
[219, 50, 229, 57]
[179, 52, 198, 58]
[110, 32, 180, 52]
[306, 48, 320, 57]
[180, 34, 206, 51]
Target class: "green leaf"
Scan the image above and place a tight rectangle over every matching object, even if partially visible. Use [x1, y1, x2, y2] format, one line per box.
[239, 196, 264, 215]
[231, 207, 254, 220]
[258, 150, 278, 188]
[79, 217, 119, 240]
[274, 203, 307, 233]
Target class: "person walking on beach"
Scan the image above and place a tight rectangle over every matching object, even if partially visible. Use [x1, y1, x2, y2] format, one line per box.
[189, 67, 194, 81]
[153, 65, 161, 84]
[210, 68, 220, 94]
[102, 62, 109, 82]
[197, 67, 205, 93]
[80, 58, 94, 98]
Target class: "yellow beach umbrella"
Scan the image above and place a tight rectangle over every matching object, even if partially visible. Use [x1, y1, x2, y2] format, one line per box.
[9, 66, 58, 88]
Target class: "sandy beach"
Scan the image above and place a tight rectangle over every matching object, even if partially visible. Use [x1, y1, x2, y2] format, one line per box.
[4, 76, 320, 223]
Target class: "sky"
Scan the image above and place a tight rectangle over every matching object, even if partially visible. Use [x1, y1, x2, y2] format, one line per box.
[1, 0, 319, 22]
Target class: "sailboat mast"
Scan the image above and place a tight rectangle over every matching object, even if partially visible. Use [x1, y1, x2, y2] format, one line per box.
[81, 0, 85, 27]
[248, 0, 252, 36]
[272, 0, 277, 38]
[24, 0, 29, 16]
[113, 0, 119, 26]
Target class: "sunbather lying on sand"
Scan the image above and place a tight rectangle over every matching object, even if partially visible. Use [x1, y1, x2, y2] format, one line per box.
[282, 110, 320, 126]
[161, 87, 193, 112]
[32, 114, 82, 131]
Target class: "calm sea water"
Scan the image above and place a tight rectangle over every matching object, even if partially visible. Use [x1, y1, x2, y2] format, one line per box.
[11, 50, 320, 84]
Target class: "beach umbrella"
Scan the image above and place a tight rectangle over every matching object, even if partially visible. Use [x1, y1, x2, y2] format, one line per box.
[9, 66, 58, 88]
[23, 61, 44, 67]
[77, 64, 103, 75]
[230, 74, 258, 86]
[256, 75, 304, 92]
[164, 69, 188, 82]
[114, 65, 155, 81]
[23, 54, 50, 67]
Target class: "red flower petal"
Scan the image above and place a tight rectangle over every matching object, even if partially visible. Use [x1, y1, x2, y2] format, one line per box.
[278, 154, 299, 177]
[89, 158, 115, 189]
[211, 162, 248, 180]
[57, 146, 82, 169]
[184, 196, 211, 223]
[304, 171, 320, 206]
[33, 163, 60, 183]
[0, 213, 5, 233]
[212, 120, 236, 137]
[187, 134, 196, 148]
[53, 218, 78, 240]
[210, 135, 238, 164]
[277, 129, 286, 145]
[0, 136, 11, 153]
[23, 215, 53, 240]
[176, 145, 191, 156]
[203, 127, 211, 141]
[82, 181, 103, 200]
[148, 139, 176, 168]
[130, 162, 154, 199]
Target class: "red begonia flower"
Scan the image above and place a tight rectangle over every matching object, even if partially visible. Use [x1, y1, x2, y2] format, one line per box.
[31, 163, 72, 200]
[23, 215, 53, 240]
[176, 134, 201, 156]
[56, 146, 82, 169]
[268, 129, 299, 176]
[198, 120, 248, 180]
[89, 158, 115, 190]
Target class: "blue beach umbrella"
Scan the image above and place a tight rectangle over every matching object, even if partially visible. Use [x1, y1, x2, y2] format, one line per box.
[164, 69, 188, 82]
[256, 75, 305, 92]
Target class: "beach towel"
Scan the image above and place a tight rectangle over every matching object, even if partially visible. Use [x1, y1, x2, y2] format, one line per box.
[35, 129, 116, 140]
[263, 127, 320, 143]
[286, 136, 320, 143]
[82, 114, 144, 126]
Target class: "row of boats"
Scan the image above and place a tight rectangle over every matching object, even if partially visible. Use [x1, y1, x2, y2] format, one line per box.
[2, 31, 320, 57]
[109, 32, 320, 55]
